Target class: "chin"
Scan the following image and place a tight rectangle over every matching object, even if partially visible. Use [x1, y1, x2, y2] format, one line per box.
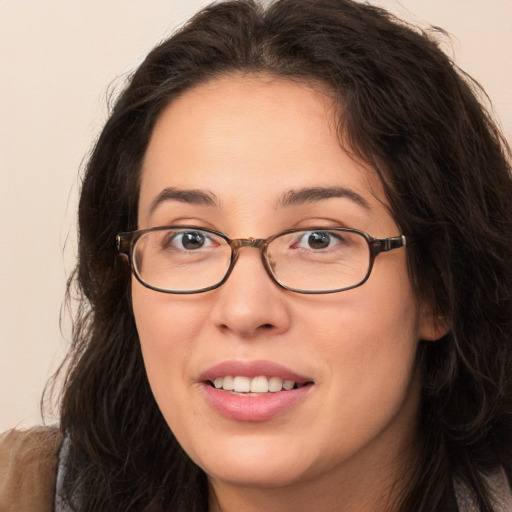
[187, 435, 313, 488]
[206, 461, 307, 489]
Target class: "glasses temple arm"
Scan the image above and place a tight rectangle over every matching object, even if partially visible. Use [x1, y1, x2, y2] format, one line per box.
[116, 234, 132, 255]
[372, 234, 411, 253]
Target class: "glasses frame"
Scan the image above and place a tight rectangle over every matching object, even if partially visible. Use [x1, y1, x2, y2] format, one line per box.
[116, 225, 412, 295]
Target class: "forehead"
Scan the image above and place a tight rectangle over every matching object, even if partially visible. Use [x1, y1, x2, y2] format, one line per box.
[142, 74, 339, 175]
[138, 74, 388, 228]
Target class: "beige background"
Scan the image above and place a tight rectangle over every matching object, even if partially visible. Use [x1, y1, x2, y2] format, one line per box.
[1, 1, 511, 432]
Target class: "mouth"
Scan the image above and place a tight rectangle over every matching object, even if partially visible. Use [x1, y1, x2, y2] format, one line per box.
[208, 375, 314, 395]
[200, 360, 315, 420]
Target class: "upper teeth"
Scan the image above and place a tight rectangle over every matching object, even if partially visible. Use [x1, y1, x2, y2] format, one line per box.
[213, 376, 297, 393]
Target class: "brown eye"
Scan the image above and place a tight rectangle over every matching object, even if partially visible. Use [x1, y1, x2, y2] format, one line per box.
[164, 230, 208, 251]
[307, 231, 331, 249]
[180, 231, 206, 250]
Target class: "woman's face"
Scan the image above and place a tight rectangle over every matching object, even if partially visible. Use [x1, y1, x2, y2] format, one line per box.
[133, 75, 440, 499]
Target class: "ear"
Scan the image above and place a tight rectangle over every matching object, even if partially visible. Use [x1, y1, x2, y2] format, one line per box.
[418, 301, 451, 341]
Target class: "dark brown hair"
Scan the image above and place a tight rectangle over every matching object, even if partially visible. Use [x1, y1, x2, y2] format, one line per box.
[55, 1, 512, 510]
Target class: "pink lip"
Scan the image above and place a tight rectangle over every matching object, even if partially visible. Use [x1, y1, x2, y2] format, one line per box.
[199, 360, 314, 422]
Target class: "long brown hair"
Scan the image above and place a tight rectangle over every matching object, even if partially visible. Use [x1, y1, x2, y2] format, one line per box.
[55, 1, 512, 510]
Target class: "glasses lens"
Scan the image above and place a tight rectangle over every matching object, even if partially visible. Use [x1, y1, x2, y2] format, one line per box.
[133, 228, 231, 292]
[267, 229, 371, 292]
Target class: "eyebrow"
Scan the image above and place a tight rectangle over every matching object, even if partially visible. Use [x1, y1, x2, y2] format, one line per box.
[149, 187, 219, 214]
[149, 185, 370, 215]
[278, 186, 371, 210]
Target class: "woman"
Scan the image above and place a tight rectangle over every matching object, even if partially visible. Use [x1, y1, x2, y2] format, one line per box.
[1, 0, 511, 510]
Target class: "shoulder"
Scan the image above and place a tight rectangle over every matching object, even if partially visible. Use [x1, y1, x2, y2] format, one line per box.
[454, 467, 512, 512]
[491, 465, 512, 511]
[0, 426, 63, 512]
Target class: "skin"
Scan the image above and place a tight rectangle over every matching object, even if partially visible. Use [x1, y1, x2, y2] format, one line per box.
[132, 75, 444, 512]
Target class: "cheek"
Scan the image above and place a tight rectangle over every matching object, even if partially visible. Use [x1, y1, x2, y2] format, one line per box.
[304, 288, 420, 399]
[304, 256, 421, 418]
[131, 284, 205, 407]
[348, 261, 421, 379]
[131, 286, 221, 466]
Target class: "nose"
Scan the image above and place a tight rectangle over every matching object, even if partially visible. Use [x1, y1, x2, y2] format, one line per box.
[209, 247, 291, 339]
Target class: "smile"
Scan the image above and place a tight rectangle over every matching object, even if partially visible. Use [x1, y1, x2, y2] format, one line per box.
[211, 375, 310, 394]
[200, 360, 315, 421]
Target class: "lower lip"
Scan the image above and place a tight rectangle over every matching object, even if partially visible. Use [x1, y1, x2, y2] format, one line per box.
[202, 383, 313, 422]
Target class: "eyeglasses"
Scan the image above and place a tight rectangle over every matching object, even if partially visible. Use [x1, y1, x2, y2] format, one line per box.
[116, 226, 411, 294]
